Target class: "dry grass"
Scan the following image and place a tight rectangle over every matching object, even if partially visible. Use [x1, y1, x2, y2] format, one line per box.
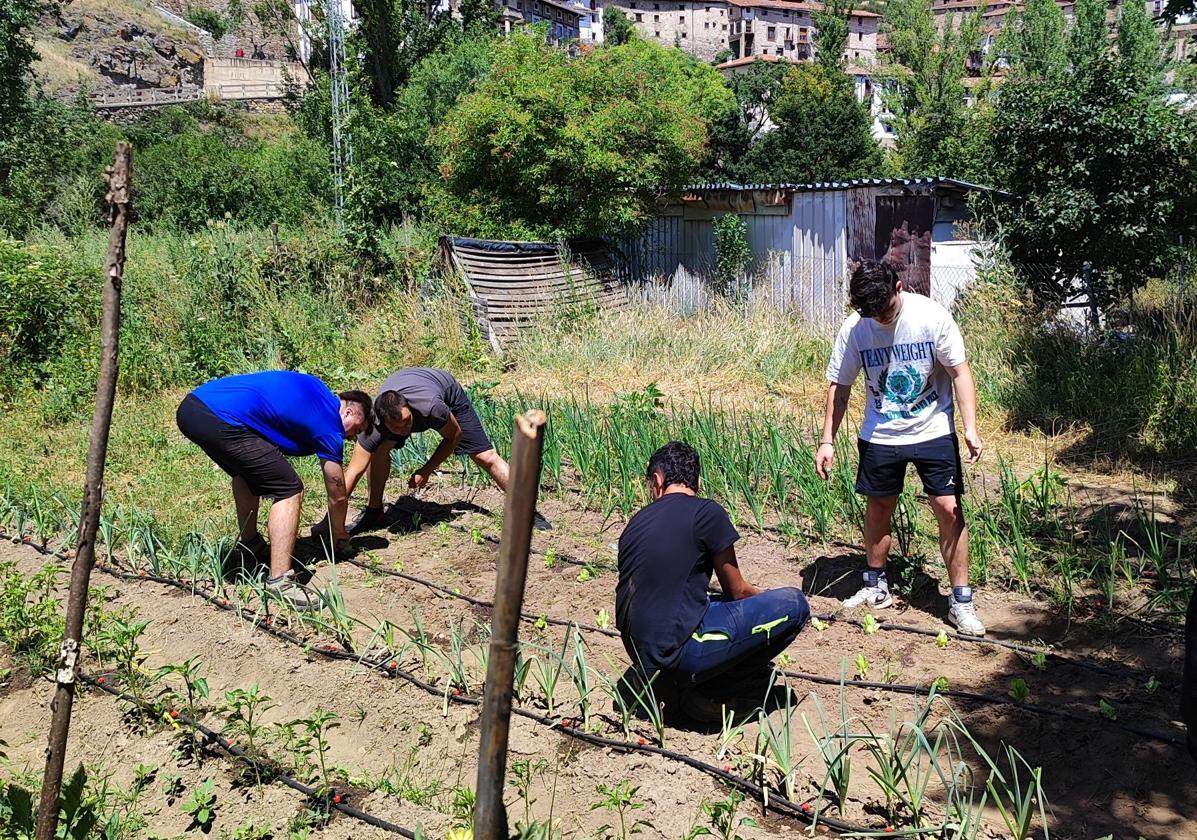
[31, 38, 101, 92]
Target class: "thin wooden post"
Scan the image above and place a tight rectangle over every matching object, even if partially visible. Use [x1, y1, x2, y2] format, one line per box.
[35, 142, 131, 840]
[474, 409, 547, 840]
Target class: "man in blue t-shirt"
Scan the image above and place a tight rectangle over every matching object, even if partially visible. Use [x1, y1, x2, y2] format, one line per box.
[616, 441, 809, 720]
[176, 371, 373, 611]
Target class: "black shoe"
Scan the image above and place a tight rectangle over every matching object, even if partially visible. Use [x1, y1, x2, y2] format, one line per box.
[236, 533, 268, 564]
[349, 506, 384, 535]
[532, 511, 552, 531]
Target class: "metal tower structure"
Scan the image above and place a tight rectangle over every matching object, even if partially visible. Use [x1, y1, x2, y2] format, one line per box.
[327, 0, 353, 229]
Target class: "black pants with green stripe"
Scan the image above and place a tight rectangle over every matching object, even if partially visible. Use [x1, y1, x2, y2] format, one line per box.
[674, 587, 809, 689]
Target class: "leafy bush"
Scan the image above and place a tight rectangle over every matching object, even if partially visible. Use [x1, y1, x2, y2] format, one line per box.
[0, 240, 89, 393]
[187, 8, 229, 40]
[432, 33, 733, 240]
[712, 213, 751, 299]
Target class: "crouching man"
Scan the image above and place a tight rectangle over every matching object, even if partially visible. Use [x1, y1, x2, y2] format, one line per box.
[615, 441, 809, 720]
[176, 371, 372, 611]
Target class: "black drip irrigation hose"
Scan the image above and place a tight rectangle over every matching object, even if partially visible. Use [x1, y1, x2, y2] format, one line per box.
[77, 671, 416, 837]
[341, 555, 1187, 747]
[12, 535, 1187, 750]
[384, 519, 1182, 690]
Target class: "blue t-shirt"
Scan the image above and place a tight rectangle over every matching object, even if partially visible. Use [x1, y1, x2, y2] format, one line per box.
[192, 371, 345, 463]
[615, 493, 740, 673]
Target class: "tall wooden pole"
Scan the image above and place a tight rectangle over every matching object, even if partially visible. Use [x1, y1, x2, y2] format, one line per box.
[35, 142, 131, 840]
[474, 409, 547, 840]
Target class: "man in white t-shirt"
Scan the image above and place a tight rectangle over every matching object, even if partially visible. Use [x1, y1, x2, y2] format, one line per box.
[815, 260, 986, 636]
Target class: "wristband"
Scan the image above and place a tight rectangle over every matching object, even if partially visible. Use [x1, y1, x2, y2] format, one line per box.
[819, 440, 834, 446]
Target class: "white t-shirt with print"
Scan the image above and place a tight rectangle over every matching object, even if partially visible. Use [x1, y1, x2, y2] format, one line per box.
[825, 292, 967, 444]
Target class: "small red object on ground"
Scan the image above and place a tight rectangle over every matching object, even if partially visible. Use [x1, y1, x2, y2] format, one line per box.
[885, 827, 895, 833]
[97, 677, 106, 685]
[138, 570, 146, 577]
[333, 793, 343, 805]
[561, 718, 573, 728]
[388, 660, 397, 669]
[801, 803, 811, 814]
[169, 709, 179, 719]
[452, 687, 462, 696]
[722, 764, 731, 773]
[637, 737, 646, 746]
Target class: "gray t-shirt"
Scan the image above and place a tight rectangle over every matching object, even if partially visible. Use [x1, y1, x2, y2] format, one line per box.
[825, 292, 966, 444]
[357, 368, 471, 452]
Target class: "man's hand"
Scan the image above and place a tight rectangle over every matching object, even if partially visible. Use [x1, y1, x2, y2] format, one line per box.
[963, 427, 984, 464]
[815, 442, 836, 480]
[408, 470, 430, 490]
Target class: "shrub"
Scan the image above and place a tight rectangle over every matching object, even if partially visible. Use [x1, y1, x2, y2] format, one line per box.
[0, 240, 89, 393]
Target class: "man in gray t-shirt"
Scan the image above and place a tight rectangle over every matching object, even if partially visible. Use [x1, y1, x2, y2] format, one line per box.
[319, 368, 550, 533]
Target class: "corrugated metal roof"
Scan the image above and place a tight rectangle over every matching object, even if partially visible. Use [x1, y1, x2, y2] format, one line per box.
[681, 176, 1005, 194]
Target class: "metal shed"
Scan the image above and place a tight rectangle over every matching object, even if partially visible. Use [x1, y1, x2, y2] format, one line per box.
[438, 236, 628, 353]
[622, 177, 1000, 332]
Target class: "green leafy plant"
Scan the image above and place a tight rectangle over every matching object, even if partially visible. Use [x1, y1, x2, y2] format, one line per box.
[690, 791, 757, 840]
[591, 781, 653, 840]
[1008, 678, 1029, 704]
[181, 777, 218, 833]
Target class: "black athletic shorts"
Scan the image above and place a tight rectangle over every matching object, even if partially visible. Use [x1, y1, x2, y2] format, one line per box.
[176, 394, 304, 500]
[856, 433, 964, 498]
[451, 401, 494, 456]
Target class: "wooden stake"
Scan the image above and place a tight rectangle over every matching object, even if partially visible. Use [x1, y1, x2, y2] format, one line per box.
[474, 409, 547, 840]
[35, 142, 131, 840]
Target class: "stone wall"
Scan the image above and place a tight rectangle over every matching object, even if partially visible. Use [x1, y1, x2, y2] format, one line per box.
[610, 0, 732, 61]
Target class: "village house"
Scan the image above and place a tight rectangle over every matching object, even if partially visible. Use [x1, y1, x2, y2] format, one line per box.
[606, 0, 733, 61]
[726, 0, 879, 64]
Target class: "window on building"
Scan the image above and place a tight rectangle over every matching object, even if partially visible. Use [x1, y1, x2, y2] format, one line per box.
[655, 30, 661, 36]
[722, 22, 726, 29]
[704, 20, 709, 27]
[679, 15, 684, 23]
[653, 2, 659, 7]
[858, 31, 863, 40]
[682, 30, 687, 36]
[636, 12, 642, 19]
[767, 25, 775, 39]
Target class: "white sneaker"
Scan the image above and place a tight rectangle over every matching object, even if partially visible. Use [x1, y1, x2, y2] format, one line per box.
[265, 570, 322, 613]
[948, 596, 986, 636]
[843, 585, 893, 609]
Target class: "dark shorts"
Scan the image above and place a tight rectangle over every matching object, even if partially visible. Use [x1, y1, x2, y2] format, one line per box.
[856, 433, 964, 498]
[176, 394, 304, 500]
[451, 401, 494, 456]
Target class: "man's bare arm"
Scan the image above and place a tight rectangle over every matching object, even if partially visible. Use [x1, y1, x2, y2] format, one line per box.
[815, 382, 853, 479]
[945, 362, 983, 463]
[321, 460, 351, 545]
[712, 546, 763, 600]
[412, 413, 464, 487]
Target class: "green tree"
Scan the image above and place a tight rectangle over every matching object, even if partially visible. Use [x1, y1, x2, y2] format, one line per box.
[738, 63, 881, 183]
[697, 59, 788, 181]
[604, 8, 636, 46]
[432, 33, 732, 239]
[812, 0, 850, 72]
[1115, 0, 1165, 93]
[881, 0, 988, 177]
[0, 0, 51, 139]
[991, 0, 1197, 307]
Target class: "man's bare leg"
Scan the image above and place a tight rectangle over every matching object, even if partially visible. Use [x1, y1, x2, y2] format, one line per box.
[927, 493, 969, 587]
[267, 491, 303, 578]
[231, 477, 260, 543]
[366, 441, 395, 507]
[471, 448, 509, 492]
[864, 495, 899, 570]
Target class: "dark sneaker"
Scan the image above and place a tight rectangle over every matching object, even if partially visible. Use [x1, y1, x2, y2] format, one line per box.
[532, 511, 553, 531]
[265, 570, 322, 612]
[349, 506, 384, 535]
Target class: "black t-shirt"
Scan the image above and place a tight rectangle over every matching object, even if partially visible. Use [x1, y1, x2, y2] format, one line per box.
[615, 493, 739, 672]
[357, 368, 471, 452]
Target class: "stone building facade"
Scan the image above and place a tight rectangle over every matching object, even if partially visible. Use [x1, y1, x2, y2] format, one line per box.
[607, 0, 733, 61]
[727, 0, 878, 65]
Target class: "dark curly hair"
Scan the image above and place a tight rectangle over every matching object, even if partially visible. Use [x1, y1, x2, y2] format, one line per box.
[646, 441, 701, 492]
[849, 260, 901, 318]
